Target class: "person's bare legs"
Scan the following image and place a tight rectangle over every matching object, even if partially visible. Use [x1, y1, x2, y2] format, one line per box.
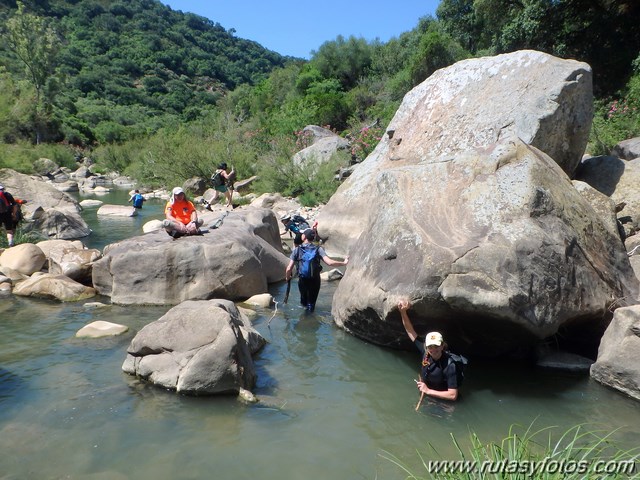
[163, 219, 203, 236]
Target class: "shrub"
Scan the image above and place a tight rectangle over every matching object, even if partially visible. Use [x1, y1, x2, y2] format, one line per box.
[382, 423, 640, 480]
[253, 133, 346, 206]
[347, 123, 384, 162]
[0, 224, 45, 248]
[0, 141, 76, 172]
[589, 73, 640, 156]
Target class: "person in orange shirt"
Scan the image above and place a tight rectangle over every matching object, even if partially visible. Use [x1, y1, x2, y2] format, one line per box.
[162, 187, 203, 238]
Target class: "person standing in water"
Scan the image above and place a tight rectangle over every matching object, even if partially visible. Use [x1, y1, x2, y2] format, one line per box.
[398, 299, 460, 401]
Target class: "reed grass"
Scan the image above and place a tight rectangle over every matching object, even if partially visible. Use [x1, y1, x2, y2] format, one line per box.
[382, 423, 639, 479]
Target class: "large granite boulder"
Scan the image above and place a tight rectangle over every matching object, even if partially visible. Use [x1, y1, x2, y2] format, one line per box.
[13, 273, 96, 301]
[96, 204, 137, 217]
[0, 168, 80, 214]
[591, 305, 640, 401]
[293, 135, 350, 171]
[0, 243, 46, 275]
[36, 239, 85, 258]
[575, 156, 640, 232]
[48, 245, 102, 286]
[122, 299, 265, 395]
[29, 208, 91, 240]
[92, 208, 289, 304]
[612, 137, 640, 160]
[317, 50, 593, 255]
[331, 138, 638, 355]
[0, 168, 91, 239]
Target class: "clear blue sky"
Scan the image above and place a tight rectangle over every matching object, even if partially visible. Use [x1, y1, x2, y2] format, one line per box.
[160, 1, 440, 59]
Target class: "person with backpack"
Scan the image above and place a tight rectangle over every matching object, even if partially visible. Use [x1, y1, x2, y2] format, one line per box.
[0, 184, 19, 247]
[128, 189, 145, 209]
[209, 163, 235, 208]
[285, 228, 349, 312]
[280, 213, 318, 246]
[398, 299, 462, 401]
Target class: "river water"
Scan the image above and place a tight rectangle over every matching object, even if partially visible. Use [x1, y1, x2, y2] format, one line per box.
[1, 189, 639, 479]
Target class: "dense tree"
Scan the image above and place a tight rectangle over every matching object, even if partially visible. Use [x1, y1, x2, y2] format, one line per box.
[0, 0, 292, 146]
[6, 1, 60, 143]
[311, 35, 375, 91]
[437, 0, 640, 95]
[408, 23, 468, 87]
[436, 0, 482, 53]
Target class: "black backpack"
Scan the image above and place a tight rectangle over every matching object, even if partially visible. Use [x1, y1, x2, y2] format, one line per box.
[210, 171, 224, 187]
[446, 352, 468, 387]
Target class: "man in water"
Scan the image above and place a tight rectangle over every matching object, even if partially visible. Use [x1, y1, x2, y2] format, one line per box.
[285, 228, 348, 312]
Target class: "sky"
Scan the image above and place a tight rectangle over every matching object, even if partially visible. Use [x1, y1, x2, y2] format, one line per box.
[160, 0, 441, 59]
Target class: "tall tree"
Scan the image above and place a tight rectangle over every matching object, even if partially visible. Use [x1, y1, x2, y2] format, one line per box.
[6, 1, 60, 143]
[311, 35, 375, 91]
[409, 24, 468, 87]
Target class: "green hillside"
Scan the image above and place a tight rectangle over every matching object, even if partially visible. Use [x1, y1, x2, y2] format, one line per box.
[0, 0, 292, 145]
[1, 0, 639, 207]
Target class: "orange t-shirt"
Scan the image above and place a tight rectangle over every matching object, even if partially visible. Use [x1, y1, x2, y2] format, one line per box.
[165, 199, 196, 225]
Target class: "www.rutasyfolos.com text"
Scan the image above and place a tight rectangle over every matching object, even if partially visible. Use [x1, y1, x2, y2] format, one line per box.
[427, 458, 637, 475]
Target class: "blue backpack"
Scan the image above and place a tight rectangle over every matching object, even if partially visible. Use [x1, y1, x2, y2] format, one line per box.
[132, 193, 144, 208]
[297, 245, 321, 278]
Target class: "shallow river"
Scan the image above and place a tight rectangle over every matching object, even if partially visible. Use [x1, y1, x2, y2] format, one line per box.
[0, 189, 638, 479]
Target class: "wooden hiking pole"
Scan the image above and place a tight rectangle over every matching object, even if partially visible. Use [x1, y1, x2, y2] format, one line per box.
[415, 376, 425, 411]
[283, 279, 291, 304]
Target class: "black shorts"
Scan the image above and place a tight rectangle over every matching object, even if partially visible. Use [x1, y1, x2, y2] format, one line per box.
[0, 212, 16, 230]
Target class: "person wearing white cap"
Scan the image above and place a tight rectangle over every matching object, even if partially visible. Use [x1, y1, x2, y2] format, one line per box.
[162, 187, 203, 238]
[0, 184, 19, 247]
[398, 299, 460, 401]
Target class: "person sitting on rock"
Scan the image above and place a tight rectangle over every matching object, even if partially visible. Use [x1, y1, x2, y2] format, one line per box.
[281, 213, 318, 246]
[163, 187, 203, 238]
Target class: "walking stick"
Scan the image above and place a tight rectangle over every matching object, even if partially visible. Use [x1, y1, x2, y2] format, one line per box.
[415, 376, 425, 411]
[283, 279, 291, 304]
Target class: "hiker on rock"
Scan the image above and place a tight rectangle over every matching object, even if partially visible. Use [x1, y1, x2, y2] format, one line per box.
[163, 187, 203, 238]
[210, 163, 235, 208]
[281, 213, 318, 246]
[398, 299, 461, 401]
[129, 189, 145, 209]
[285, 228, 348, 312]
[0, 184, 19, 247]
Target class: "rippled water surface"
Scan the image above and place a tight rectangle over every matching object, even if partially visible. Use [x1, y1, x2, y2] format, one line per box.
[1, 189, 638, 479]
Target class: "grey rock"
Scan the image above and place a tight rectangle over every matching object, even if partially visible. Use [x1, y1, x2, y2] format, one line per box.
[591, 305, 640, 401]
[122, 299, 265, 395]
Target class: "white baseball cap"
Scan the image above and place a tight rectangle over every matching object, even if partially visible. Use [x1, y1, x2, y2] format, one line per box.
[172, 187, 184, 195]
[425, 331, 443, 347]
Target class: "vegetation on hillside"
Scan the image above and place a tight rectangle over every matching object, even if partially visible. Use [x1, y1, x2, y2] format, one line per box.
[0, 0, 639, 205]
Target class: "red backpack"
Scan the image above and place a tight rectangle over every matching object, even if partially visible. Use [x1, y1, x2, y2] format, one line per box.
[0, 192, 8, 214]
